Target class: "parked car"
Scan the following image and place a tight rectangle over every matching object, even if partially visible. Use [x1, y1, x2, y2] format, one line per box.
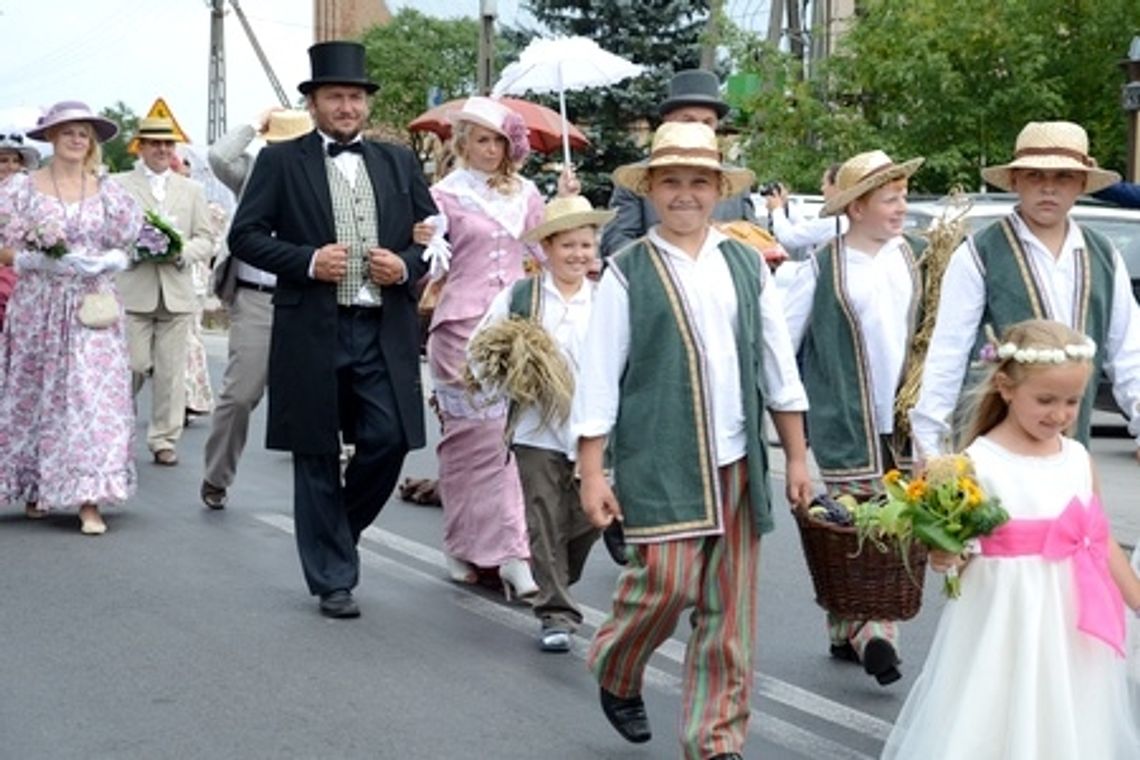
[905, 193, 1140, 418]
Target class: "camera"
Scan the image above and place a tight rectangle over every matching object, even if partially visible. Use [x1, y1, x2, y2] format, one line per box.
[758, 181, 782, 197]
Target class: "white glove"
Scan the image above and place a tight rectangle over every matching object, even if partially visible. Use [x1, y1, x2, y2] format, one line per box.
[420, 213, 451, 281]
[13, 250, 71, 275]
[63, 248, 131, 277]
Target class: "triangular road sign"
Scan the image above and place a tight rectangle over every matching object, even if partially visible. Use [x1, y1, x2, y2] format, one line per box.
[128, 97, 190, 153]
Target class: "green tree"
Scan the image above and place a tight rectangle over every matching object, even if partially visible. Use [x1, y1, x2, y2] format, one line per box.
[729, 0, 1140, 194]
[99, 102, 138, 173]
[515, 0, 712, 205]
[361, 9, 483, 162]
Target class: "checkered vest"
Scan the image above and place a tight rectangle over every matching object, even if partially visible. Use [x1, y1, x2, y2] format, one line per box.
[326, 159, 383, 306]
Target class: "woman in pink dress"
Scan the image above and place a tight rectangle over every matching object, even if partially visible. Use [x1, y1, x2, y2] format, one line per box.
[427, 96, 545, 597]
[0, 101, 142, 535]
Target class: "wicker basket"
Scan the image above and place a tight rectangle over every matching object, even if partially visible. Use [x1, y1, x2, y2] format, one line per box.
[793, 506, 928, 621]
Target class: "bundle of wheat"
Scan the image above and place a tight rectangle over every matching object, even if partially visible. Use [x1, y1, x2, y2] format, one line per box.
[464, 316, 575, 441]
[893, 190, 973, 443]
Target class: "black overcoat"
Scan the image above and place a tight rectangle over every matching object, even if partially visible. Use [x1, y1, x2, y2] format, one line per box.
[228, 131, 436, 454]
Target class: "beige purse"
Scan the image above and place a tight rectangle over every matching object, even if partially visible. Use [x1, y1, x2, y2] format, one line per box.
[77, 292, 119, 329]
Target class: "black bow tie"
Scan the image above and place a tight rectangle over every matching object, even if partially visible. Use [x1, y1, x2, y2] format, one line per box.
[327, 141, 364, 157]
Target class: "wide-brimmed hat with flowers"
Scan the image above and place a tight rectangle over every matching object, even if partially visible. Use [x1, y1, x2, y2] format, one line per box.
[263, 109, 313, 143]
[0, 129, 40, 169]
[522, 194, 616, 243]
[820, 150, 924, 217]
[980, 121, 1120, 194]
[612, 122, 754, 198]
[26, 100, 119, 143]
[449, 96, 530, 164]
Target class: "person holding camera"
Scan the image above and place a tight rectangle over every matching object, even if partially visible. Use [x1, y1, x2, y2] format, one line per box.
[764, 164, 849, 257]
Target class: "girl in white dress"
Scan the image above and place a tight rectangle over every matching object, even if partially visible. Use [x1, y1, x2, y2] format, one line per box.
[884, 319, 1140, 759]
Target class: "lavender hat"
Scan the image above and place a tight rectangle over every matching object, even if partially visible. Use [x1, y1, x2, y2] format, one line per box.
[26, 101, 119, 144]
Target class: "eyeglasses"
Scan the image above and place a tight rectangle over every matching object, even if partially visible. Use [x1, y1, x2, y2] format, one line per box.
[0, 134, 24, 144]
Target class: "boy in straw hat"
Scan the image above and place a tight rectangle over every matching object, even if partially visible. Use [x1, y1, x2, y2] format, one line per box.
[572, 121, 812, 759]
[467, 194, 615, 653]
[782, 149, 927, 685]
[910, 120, 1140, 461]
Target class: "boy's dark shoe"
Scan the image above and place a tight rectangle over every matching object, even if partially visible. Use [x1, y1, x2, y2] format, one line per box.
[599, 686, 651, 743]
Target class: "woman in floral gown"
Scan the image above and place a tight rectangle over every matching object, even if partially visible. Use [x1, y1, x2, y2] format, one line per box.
[0, 101, 142, 535]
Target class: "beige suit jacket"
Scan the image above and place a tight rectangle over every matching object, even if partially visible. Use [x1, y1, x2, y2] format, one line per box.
[113, 165, 216, 314]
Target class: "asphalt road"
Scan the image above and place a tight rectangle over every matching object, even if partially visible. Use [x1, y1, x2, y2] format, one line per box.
[6, 336, 1127, 759]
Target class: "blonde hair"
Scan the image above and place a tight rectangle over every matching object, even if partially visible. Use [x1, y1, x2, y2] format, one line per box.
[453, 120, 519, 195]
[961, 319, 1094, 446]
[45, 121, 103, 175]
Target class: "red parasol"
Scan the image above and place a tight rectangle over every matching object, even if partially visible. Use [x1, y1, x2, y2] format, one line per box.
[408, 96, 588, 155]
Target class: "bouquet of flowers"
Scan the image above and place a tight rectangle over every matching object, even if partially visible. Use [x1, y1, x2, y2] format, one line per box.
[853, 454, 1009, 597]
[133, 209, 183, 263]
[25, 217, 68, 259]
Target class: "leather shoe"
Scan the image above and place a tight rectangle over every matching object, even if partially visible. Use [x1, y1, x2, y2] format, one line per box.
[153, 449, 178, 466]
[862, 637, 902, 686]
[599, 686, 651, 743]
[319, 589, 360, 619]
[200, 480, 227, 510]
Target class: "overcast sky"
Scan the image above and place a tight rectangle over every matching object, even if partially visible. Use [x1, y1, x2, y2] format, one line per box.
[0, 0, 528, 144]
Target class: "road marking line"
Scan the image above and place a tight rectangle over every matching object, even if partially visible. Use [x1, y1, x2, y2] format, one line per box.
[255, 513, 884, 757]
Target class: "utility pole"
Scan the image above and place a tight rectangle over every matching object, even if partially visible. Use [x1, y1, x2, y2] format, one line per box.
[700, 0, 723, 70]
[477, 0, 497, 95]
[207, 0, 226, 144]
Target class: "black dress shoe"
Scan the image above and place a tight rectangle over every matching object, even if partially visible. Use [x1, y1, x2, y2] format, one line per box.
[829, 641, 860, 663]
[862, 638, 901, 685]
[319, 589, 360, 619]
[599, 686, 651, 743]
[709, 754, 744, 760]
[602, 521, 628, 566]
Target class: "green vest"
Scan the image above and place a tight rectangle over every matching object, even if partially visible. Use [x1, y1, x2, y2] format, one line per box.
[802, 234, 926, 482]
[508, 275, 542, 320]
[969, 215, 1115, 444]
[609, 237, 773, 541]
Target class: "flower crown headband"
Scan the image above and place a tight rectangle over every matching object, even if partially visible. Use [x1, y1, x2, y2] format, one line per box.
[977, 324, 1096, 365]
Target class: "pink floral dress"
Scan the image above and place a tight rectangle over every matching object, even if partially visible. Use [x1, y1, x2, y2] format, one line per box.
[0, 172, 142, 511]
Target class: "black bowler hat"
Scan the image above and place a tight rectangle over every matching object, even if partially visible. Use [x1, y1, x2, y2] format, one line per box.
[298, 41, 378, 95]
[658, 69, 729, 119]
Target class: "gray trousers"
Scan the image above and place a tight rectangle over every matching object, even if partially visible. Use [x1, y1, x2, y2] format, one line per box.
[514, 445, 599, 630]
[127, 293, 192, 453]
[203, 288, 272, 488]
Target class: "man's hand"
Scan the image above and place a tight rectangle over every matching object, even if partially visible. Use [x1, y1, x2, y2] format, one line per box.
[764, 184, 788, 211]
[580, 472, 622, 529]
[255, 106, 283, 136]
[784, 457, 814, 510]
[312, 243, 349, 282]
[368, 247, 406, 286]
[928, 549, 968, 574]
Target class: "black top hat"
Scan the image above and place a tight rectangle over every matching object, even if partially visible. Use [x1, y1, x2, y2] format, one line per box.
[298, 41, 378, 95]
[658, 69, 729, 119]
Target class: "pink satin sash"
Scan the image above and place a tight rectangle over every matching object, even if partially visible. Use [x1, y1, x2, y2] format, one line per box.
[979, 494, 1125, 657]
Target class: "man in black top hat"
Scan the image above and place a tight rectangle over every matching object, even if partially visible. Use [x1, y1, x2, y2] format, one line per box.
[229, 41, 437, 619]
[600, 69, 756, 257]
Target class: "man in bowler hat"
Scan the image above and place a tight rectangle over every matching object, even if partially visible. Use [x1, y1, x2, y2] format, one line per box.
[600, 69, 756, 257]
[228, 41, 436, 618]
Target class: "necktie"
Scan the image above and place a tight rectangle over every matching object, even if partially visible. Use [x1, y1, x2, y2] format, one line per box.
[327, 142, 364, 158]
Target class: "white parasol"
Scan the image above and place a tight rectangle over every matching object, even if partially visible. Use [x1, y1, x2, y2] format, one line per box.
[492, 36, 645, 168]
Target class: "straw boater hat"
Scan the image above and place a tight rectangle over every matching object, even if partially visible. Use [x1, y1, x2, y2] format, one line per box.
[26, 100, 119, 143]
[0, 129, 41, 169]
[522, 195, 616, 243]
[980, 121, 1120, 194]
[612, 122, 754, 198]
[135, 116, 184, 143]
[263, 109, 313, 143]
[820, 150, 924, 217]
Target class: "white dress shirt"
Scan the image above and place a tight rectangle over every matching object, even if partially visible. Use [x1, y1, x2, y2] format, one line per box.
[770, 203, 849, 253]
[783, 237, 914, 434]
[571, 226, 808, 466]
[910, 211, 1140, 455]
[318, 130, 363, 185]
[470, 272, 594, 456]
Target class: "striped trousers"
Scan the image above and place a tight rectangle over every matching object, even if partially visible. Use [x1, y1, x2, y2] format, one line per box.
[587, 459, 759, 760]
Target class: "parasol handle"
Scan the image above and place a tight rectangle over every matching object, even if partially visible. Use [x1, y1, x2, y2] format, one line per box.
[557, 67, 571, 172]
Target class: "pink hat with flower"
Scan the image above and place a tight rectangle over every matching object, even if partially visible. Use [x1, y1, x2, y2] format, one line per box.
[449, 96, 530, 164]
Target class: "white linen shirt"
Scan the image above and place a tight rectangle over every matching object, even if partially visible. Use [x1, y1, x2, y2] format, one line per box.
[783, 236, 915, 434]
[910, 211, 1140, 455]
[770, 203, 849, 253]
[470, 272, 594, 456]
[571, 226, 808, 467]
